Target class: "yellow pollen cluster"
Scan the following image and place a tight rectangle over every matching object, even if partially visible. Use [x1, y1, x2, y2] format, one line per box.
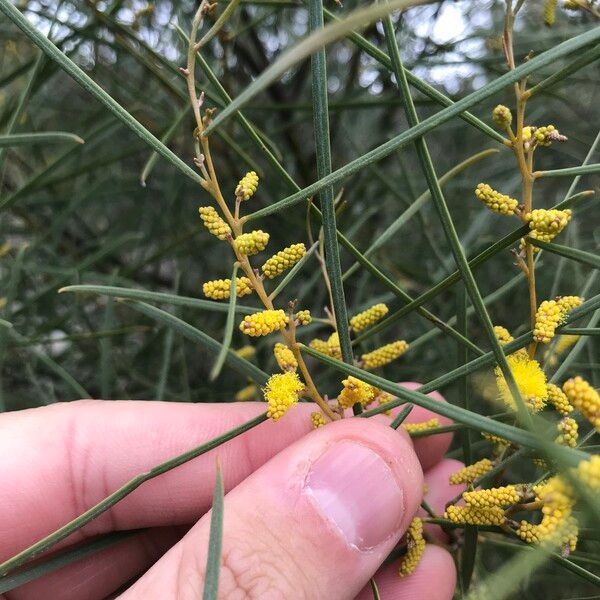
[295, 310, 312, 325]
[544, 0, 557, 26]
[398, 517, 426, 577]
[361, 340, 409, 369]
[234, 383, 257, 401]
[273, 342, 297, 372]
[311, 411, 326, 429]
[533, 296, 582, 343]
[546, 383, 573, 416]
[463, 485, 525, 508]
[563, 376, 600, 431]
[524, 208, 572, 250]
[234, 230, 270, 255]
[449, 458, 494, 485]
[198, 206, 231, 240]
[445, 505, 506, 526]
[577, 455, 600, 489]
[495, 352, 547, 412]
[235, 170, 259, 200]
[261, 243, 306, 278]
[492, 104, 512, 129]
[556, 417, 578, 447]
[493, 325, 514, 344]
[349, 303, 389, 333]
[337, 376, 377, 409]
[474, 183, 518, 216]
[239, 309, 288, 337]
[402, 418, 440, 435]
[264, 372, 304, 420]
[202, 277, 253, 300]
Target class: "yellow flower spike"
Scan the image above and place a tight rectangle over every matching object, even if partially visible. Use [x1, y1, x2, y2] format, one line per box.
[239, 309, 288, 337]
[494, 353, 547, 412]
[264, 372, 304, 421]
[295, 310, 312, 326]
[492, 104, 512, 129]
[544, 0, 557, 25]
[449, 458, 494, 485]
[261, 243, 306, 279]
[577, 455, 600, 489]
[556, 417, 578, 448]
[475, 183, 519, 216]
[556, 295, 583, 313]
[273, 342, 298, 372]
[349, 303, 389, 333]
[444, 505, 506, 526]
[202, 277, 253, 300]
[309, 338, 330, 354]
[234, 230, 270, 256]
[235, 170, 259, 200]
[482, 432, 511, 453]
[463, 484, 526, 509]
[337, 376, 378, 410]
[198, 206, 231, 240]
[361, 340, 409, 369]
[235, 383, 258, 401]
[493, 325, 514, 345]
[326, 332, 342, 359]
[525, 209, 572, 249]
[398, 517, 426, 577]
[311, 411, 326, 429]
[402, 418, 440, 435]
[236, 345, 256, 360]
[546, 383, 573, 416]
[533, 300, 564, 343]
[563, 376, 600, 431]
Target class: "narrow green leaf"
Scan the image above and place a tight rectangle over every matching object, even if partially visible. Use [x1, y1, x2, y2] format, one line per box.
[535, 163, 600, 178]
[369, 578, 381, 600]
[529, 239, 600, 269]
[390, 404, 413, 429]
[0, 132, 84, 147]
[559, 327, 600, 335]
[460, 526, 478, 595]
[197, 0, 242, 48]
[203, 466, 225, 600]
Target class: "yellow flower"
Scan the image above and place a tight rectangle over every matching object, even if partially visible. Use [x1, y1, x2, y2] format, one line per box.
[198, 206, 231, 240]
[349, 303, 389, 333]
[398, 517, 426, 577]
[326, 331, 341, 359]
[577, 455, 600, 489]
[534, 296, 582, 343]
[557, 295, 583, 312]
[522, 126, 533, 141]
[235, 384, 258, 401]
[534, 124, 566, 146]
[546, 383, 573, 416]
[525, 209, 572, 251]
[495, 353, 547, 412]
[311, 411, 326, 429]
[202, 277, 253, 300]
[556, 417, 578, 448]
[239, 309, 288, 337]
[261, 243, 306, 278]
[264, 372, 304, 420]
[309, 338, 329, 354]
[273, 342, 297, 371]
[482, 432, 511, 453]
[361, 340, 409, 369]
[402, 418, 440, 435]
[492, 105, 512, 129]
[563, 376, 600, 431]
[474, 183, 518, 216]
[445, 505, 506, 526]
[544, 0, 557, 26]
[338, 376, 377, 410]
[295, 310, 312, 326]
[449, 458, 494, 485]
[235, 170, 259, 200]
[493, 325, 514, 345]
[463, 485, 525, 509]
[234, 230, 270, 255]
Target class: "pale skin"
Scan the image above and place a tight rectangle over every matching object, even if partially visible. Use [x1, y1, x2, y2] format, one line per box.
[0, 383, 462, 600]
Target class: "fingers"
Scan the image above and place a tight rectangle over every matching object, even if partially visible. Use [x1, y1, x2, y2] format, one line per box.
[120, 418, 424, 599]
[355, 545, 456, 600]
[0, 400, 314, 559]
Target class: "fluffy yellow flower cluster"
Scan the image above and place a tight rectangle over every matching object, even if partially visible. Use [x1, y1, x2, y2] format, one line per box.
[533, 296, 582, 343]
[495, 352, 547, 412]
[463, 484, 526, 508]
[198, 206, 231, 240]
[524, 208, 572, 250]
[262, 243, 306, 278]
[445, 505, 506, 526]
[337, 376, 377, 409]
[264, 372, 304, 420]
[309, 332, 341, 359]
[234, 230, 270, 255]
[239, 309, 288, 337]
[492, 104, 512, 129]
[361, 340, 409, 369]
[202, 277, 253, 300]
[273, 342, 297, 372]
[475, 183, 518, 216]
[402, 418, 440, 435]
[546, 383, 573, 416]
[449, 458, 494, 485]
[563, 376, 600, 430]
[350, 303, 389, 333]
[556, 417, 578, 447]
[398, 517, 426, 577]
[235, 170, 259, 200]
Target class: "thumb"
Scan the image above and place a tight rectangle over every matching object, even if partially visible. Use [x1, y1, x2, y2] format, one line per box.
[120, 417, 424, 600]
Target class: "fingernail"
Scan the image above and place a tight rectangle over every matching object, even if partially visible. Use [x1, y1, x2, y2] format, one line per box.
[304, 441, 404, 550]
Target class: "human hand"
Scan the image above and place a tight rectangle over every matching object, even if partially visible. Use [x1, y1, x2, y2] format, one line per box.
[1, 384, 462, 600]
